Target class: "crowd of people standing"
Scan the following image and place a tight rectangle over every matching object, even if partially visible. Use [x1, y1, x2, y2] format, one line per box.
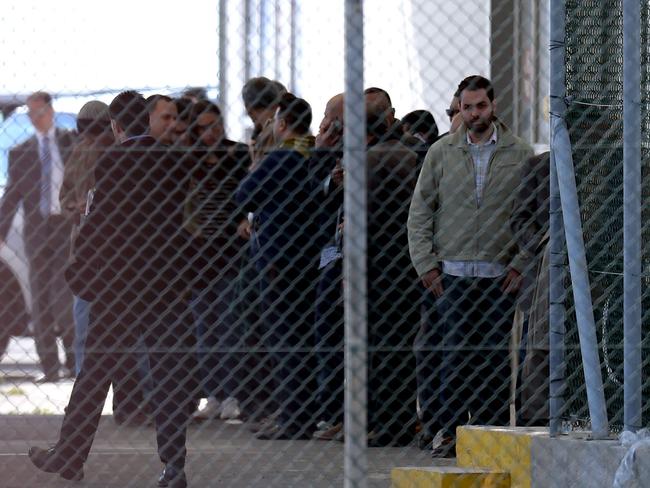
[0, 74, 550, 487]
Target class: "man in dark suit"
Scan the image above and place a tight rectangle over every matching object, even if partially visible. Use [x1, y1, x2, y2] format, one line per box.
[28, 91, 196, 488]
[0, 91, 75, 381]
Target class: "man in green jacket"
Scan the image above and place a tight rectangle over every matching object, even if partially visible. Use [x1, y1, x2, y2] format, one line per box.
[407, 75, 533, 456]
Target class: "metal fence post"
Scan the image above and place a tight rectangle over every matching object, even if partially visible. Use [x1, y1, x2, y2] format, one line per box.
[549, 0, 568, 438]
[343, 0, 367, 487]
[550, 0, 610, 440]
[217, 0, 227, 110]
[622, 0, 642, 433]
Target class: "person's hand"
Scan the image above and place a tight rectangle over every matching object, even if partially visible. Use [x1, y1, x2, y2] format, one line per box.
[237, 219, 252, 240]
[421, 268, 444, 297]
[502, 268, 522, 294]
[331, 160, 344, 187]
[316, 120, 343, 148]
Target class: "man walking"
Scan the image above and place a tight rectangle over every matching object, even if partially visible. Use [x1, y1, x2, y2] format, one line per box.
[407, 75, 533, 455]
[28, 91, 195, 488]
[0, 91, 76, 381]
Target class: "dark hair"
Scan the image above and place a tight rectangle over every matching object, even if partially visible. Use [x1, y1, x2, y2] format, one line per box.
[109, 90, 149, 136]
[27, 91, 52, 105]
[364, 87, 392, 107]
[182, 87, 208, 101]
[401, 110, 439, 143]
[146, 94, 173, 114]
[174, 97, 194, 123]
[192, 100, 222, 119]
[242, 77, 286, 110]
[457, 75, 494, 102]
[277, 93, 312, 134]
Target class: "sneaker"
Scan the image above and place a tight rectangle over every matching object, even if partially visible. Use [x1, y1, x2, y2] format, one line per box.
[192, 397, 222, 421]
[431, 430, 455, 458]
[219, 397, 241, 420]
[312, 422, 343, 441]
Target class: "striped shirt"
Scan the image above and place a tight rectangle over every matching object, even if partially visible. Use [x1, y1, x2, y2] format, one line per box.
[443, 124, 506, 278]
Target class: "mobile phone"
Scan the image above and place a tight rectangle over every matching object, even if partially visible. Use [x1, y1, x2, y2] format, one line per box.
[331, 118, 343, 134]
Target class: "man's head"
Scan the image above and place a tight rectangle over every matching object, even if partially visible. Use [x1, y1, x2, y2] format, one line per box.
[318, 93, 344, 136]
[76, 100, 111, 138]
[401, 110, 439, 145]
[364, 87, 396, 128]
[192, 100, 225, 147]
[242, 77, 287, 132]
[109, 91, 149, 142]
[27, 91, 55, 134]
[456, 75, 496, 137]
[272, 93, 312, 143]
[146, 95, 178, 145]
[446, 89, 460, 123]
[446, 89, 462, 134]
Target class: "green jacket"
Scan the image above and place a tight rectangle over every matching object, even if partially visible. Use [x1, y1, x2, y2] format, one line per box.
[407, 120, 534, 277]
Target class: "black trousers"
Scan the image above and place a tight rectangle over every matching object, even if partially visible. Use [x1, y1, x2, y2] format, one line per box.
[28, 216, 74, 376]
[55, 298, 197, 469]
[259, 262, 318, 431]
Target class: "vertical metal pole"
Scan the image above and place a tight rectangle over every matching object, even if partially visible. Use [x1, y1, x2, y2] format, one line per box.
[218, 0, 228, 112]
[549, 0, 568, 438]
[623, 0, 642, 433]
[289, 0, 297, 92]
[343, 0, 366, 487]
[274, 0, 280, 80]
[244, 0, 252, 83]
[550, 0, 609, 439]
[260, 0, 268, 74]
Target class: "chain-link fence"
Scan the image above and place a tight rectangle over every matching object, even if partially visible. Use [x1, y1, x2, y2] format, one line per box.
[0, 1, 648, 487]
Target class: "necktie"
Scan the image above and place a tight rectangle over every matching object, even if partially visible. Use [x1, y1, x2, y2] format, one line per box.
[40, 135, 52, 216]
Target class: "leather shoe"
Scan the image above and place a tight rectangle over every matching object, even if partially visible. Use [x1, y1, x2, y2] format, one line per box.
[158, 464, 187, 488]
[28, 446, 84, 481]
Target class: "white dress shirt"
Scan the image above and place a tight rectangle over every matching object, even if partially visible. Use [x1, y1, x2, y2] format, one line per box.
[35, 126, 64, 216]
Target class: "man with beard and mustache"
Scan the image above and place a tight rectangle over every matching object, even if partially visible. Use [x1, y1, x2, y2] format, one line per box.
[407, 75, 533, 456]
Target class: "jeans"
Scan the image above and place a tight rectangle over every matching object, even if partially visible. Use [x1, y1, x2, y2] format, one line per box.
[191, 269, 242, 401]
[436, 274, 516, 436]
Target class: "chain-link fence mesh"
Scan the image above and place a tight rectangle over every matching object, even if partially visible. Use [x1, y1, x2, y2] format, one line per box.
[0, 1, 647, 487]
[564, 0, 650, 431]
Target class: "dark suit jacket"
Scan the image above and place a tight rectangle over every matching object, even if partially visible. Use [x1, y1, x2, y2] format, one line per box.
[0, 129, 75, 256]
[236, 148, 318, 271]
[67, 137, 193, 314]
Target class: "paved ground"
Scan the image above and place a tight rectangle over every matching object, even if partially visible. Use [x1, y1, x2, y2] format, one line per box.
[0, 338, 449, 487]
